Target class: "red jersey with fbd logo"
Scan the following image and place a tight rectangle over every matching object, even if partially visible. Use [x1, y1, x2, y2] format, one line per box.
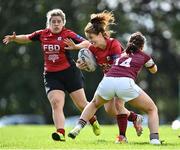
[106, 50, 154, 80]
[89, 38, 123, 73]
[28, 27, 85, 72]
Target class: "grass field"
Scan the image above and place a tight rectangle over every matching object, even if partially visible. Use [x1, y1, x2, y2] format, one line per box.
[0, 125, 179, 149]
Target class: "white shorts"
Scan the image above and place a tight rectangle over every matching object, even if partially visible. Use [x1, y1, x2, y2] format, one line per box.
[96, 77, 142, 102]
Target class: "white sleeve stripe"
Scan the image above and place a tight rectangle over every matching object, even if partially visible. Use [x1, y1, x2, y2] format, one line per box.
[145, 58, 155, 68]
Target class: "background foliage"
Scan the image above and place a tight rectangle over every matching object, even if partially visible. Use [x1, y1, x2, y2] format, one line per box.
[0, 0, 179, 124]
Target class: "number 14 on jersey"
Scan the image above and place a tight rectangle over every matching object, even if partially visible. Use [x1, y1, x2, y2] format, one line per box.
[115, 57, 132, 67]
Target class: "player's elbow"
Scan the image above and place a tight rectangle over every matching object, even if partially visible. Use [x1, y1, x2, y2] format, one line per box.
[84, 40, 91, 48]
[149, 65, 158, 74]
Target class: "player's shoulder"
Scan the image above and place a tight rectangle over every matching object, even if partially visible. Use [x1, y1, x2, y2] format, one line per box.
[109, 38, 120, 43]
[139, 50, 151, 58]
[135, 50, 151, 62]
[37, 28, 47, 33]
[109, 38, 122, 47]
[109, 38, 118, 42]
[61, 27, 78, 38]
[61, 27, 74, 34]
[32, 28, 48, 36]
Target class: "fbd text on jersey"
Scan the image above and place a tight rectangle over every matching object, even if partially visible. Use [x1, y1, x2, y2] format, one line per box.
[43, 44, 60, 51]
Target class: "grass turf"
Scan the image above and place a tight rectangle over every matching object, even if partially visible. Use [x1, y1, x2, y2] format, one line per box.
[0, 125, 179, 149]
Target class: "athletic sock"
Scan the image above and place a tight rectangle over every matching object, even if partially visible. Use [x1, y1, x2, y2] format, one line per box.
[78, 118, 87, 128]
[128, 111, 137, 122]
[89, 115, 97, 125]
[150, 133, 159, 140]
[57, 128, 65, 136]
[116, 114, 128, 137]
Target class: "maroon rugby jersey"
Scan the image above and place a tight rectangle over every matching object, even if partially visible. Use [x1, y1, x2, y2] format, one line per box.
[89, 38, 123, 73]
[28, 27, 85, 72]
[106, 50, 152, 80]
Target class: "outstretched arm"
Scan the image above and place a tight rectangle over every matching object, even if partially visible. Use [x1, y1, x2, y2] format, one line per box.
[3, 32, 31, 44]
[64, 38, 90, 50]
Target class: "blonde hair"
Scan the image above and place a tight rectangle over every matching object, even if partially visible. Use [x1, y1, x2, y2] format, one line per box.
[85, 10, 115, 37]
[46, 9, 66, 28]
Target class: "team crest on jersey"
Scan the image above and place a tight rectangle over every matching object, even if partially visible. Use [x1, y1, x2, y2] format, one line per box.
[106, 56, 111, 61]
[57, 37, 62, 41]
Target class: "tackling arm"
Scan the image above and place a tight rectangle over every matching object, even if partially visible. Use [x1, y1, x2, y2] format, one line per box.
[145, 58, 158, 74]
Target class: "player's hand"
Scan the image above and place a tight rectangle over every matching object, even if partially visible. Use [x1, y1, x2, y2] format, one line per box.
[101, 63, 112, 73]
[3, 32, 16, 44]
[64, 38, 77, 50]
[76, 59, 88, 70]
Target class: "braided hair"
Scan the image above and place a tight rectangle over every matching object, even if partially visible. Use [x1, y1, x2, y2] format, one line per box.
[126, 32, 146, 54]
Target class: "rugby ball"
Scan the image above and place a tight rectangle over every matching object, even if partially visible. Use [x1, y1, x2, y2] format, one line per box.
[78, 48, 97, 72]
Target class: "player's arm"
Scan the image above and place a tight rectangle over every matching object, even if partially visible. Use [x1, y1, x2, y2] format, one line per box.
[148, 65, 157, 74]
[3, 32, 31, 44]
[64, 30, 90, 50]
[145, 58, 158, 74]
[64, 38, 90, 50]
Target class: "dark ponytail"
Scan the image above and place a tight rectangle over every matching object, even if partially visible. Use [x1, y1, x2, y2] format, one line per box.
[126, 32, 145, 54]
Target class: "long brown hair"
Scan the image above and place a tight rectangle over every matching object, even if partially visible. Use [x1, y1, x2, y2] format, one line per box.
[126, 32, 146, 54]
[84, 10, 115, 37]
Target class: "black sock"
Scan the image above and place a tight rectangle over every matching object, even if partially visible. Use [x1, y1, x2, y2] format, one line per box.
[78, 119, 87, 128]
[150, 133, 159, 140]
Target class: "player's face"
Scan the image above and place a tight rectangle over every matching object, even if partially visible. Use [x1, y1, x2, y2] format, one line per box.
[49, 16, 64, 34]
[86, 33, 104, 47]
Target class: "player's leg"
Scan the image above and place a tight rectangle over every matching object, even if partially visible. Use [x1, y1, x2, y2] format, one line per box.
[104, 99, 128, 143]
[69, 88, 87, 111]
[104, 98, 143, 143]
[48, 90, 66, 141]
[68, 94, 108, 139]
[128, 90, 160, 144]
[68, 76, 114, 139]
[44, 72, 66, 141]
[115, 99, 143, 137]
[66, 67, 100, 136]
[69, 88, 100, 136]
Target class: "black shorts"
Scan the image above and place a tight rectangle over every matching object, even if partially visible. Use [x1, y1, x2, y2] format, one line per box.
[44, 66, 84, 94]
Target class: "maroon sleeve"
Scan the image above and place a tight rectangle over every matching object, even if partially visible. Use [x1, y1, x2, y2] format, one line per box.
[67, 29, 86, 43]
[27, 30, 43, 41]
[143, 52, 156, 68]
[143, 52, 151, 64]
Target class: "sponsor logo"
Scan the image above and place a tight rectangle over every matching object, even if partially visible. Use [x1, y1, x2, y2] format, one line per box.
[48, 54, 59, 62]
[43, 44, 60, 51]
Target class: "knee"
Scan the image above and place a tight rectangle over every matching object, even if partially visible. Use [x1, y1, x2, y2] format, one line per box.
[146, 104, 158, 114]
[49, 96, 62, 110]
